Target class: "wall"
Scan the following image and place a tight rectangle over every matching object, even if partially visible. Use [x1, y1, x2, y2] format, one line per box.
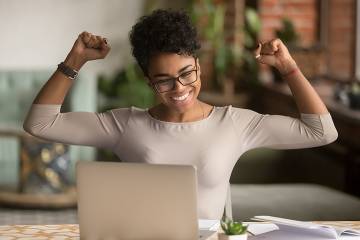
[327, 0, 356, 80]
[258, 0, 356, 80]
[0, 0, 145, 76]
[259, 0, 318, 47]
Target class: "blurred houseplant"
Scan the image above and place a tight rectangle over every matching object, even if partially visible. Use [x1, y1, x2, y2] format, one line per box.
[272, 18, 299, 82]
[349, 81, 360, 109]
[97, 63, 155, 161]
[335, 80, 360, 110]
[275, 18, 326, 81]
[191, 1, 261, 94]
[98, 63, 155, 112]
[238, 7, 261, 89]
[275, 18, 299, 47]
[191, 0, 232, 92]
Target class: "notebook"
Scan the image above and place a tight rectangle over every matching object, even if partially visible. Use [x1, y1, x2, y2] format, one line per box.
[248, 216, 360, 240]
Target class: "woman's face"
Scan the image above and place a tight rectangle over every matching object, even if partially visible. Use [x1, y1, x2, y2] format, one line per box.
[147, 53, 201, 113]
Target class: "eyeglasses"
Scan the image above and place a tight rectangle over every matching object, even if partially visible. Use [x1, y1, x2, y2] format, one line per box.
[150, 65, 198, 93]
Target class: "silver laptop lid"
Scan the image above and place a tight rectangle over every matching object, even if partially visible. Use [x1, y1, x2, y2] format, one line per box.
[76, 161, 198, 240]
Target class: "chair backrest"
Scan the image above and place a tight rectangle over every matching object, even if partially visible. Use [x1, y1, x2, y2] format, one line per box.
[0, 69, 98, 190]
[0, 71, 54, 125]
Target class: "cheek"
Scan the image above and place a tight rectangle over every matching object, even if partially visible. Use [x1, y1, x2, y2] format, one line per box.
[193, 80, 201, 94]
[157, 92, 172, 104]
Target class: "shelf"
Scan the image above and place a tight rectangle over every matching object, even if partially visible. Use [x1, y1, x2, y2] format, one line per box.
[0, 187, 77, 209]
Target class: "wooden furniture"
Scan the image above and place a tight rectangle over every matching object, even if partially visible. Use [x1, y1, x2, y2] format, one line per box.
[0, 187, 77, 209]
[255, 80, 360, 197]
[0, 222, 358, 239]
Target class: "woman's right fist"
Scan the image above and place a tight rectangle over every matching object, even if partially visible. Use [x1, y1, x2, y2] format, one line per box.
[65, 31, 111, 70]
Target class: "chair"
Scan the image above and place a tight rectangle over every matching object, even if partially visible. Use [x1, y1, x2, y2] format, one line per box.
[0, 69, 97, 191]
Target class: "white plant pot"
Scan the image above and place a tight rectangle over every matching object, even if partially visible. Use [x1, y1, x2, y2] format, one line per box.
[218, 233, 248, 240]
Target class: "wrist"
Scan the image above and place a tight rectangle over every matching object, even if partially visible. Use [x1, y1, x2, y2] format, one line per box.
[64, 53, 85, 71]
[281, 67, 299, 78]
[277, 59, 297, 75]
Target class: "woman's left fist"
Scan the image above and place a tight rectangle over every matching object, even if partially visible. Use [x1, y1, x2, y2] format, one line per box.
[254, 38, 298, 75]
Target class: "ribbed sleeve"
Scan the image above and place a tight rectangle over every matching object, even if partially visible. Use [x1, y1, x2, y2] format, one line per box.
[229, 107, 338, 151]
[23, 104, 130, 150]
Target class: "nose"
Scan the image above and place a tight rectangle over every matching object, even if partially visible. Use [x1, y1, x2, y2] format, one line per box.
[173, 78, 186, 91]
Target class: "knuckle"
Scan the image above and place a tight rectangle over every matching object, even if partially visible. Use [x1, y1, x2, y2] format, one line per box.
[275, 38, 282, 44]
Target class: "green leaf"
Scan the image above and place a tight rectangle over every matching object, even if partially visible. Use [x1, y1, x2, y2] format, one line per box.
[245, 7, 261, 35]
[220, 218, 248, 235]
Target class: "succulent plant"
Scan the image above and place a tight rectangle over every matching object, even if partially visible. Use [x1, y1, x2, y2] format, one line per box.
[221, 217, 248, 235]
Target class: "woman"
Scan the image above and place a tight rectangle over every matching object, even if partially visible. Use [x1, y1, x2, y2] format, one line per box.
[24, 9, 338, 219]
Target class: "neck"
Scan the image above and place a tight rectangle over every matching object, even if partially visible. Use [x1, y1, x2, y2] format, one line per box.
[153, 101, 205, 123]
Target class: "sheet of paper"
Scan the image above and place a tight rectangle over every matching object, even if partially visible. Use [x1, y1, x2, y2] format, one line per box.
[251, 216, 360, 239]
[245, 222, 279, 235]
[198, 219, 220, 231]
[249, 230, 360, 240]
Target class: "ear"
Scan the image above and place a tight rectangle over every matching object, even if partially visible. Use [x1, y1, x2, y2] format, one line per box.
[146, 77, 157, 92]
[196, 58, 201, 76]
[145, 77, 151, 86]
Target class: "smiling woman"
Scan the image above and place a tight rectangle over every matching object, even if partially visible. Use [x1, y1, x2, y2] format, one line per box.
[146, 53, 207, 122]
[129, 10, 209, 122]
[23, 9, 338, 219]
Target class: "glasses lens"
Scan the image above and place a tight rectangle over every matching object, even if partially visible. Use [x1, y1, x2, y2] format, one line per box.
[155, 80, 174, 93]
[153, 69, 197, 93]
[179, 70, 197, 85]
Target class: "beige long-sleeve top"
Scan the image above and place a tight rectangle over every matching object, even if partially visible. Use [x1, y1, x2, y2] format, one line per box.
[23, 104, 338, 219]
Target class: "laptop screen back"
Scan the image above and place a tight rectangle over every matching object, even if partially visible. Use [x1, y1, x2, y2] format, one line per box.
[76, 161, 198, 240]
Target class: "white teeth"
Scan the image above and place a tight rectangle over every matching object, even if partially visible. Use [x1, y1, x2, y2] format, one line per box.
[172, 92, 190, 101]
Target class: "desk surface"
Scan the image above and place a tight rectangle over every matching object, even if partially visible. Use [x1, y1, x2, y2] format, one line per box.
[0, 222, 359, 239]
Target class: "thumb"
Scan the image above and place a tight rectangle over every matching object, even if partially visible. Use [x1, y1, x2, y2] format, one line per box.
[254, 42, 276, 66]
[254, 42, 261, 59]
[257, 54, 276, 66]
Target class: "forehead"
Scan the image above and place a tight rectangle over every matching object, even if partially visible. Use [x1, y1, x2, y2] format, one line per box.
[148, 53, 195, 76]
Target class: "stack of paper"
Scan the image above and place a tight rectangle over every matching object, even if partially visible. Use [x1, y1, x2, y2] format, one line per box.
[198, 219, 219, 239]
[198, 219, 220, 231]
[248, 216, 360, 240]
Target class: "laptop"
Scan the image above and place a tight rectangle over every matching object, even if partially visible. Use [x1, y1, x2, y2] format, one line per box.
[76, 161, 215, 240]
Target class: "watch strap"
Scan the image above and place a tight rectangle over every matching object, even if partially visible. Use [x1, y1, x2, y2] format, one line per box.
[57, 62, 78, 80]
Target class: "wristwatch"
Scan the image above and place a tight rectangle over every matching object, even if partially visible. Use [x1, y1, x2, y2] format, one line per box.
[57, 62, 78, 80]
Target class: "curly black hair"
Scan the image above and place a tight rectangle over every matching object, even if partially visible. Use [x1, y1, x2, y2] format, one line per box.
[129, 9, 201, 76]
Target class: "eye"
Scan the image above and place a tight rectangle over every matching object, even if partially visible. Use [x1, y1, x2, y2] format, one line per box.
[155, 79, 172, 85]
[180, 70, 193, 78]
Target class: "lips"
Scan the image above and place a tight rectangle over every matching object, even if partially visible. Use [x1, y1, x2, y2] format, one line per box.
[168, 91, 194, 108]
[171, 92, 190, 101]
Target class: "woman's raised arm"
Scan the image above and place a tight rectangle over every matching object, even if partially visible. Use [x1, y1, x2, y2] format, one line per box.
[23, 32, 125, 150]
[33, 31, 110, 104]
[255, 39, 328, 114]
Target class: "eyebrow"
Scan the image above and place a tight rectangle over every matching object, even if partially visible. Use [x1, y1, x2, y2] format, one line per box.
[152, 64, 193, 78]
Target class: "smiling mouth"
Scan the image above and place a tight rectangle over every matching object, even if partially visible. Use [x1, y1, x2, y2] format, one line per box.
[171, 92, 190, 101]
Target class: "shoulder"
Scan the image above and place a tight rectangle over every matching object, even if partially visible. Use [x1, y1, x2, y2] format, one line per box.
[102, 106, 146, 125]
[101, 106, 148, 131]
[214, 105, 260, 120]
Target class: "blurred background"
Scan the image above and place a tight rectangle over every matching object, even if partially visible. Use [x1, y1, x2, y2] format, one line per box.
[0, 0, 359, 225]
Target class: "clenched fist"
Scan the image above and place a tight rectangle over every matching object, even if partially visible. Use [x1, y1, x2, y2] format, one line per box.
[254, 38, 298, 76]
[64, 31, 111, 70]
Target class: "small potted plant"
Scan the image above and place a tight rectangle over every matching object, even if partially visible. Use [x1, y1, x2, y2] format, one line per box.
[348, 81, 360, 110]
[218, 217, 248, 240]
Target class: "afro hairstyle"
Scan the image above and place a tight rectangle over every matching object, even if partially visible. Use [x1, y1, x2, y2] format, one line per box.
[129, 9, 201, 76]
